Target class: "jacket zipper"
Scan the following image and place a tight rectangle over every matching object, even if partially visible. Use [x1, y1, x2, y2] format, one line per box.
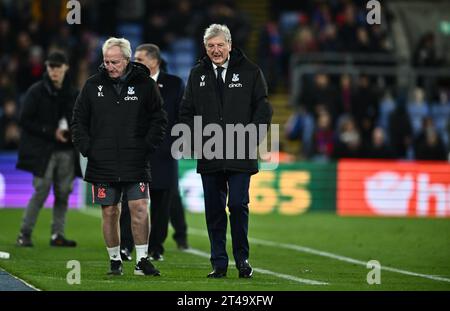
[113, 84, 122, 182]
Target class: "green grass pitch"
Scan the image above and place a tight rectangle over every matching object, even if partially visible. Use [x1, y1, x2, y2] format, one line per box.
[0, 208, 449, 290]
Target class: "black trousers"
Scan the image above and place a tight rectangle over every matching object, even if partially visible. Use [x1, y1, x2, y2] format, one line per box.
[170, 189, 188, 245]
[201, 171, 251, 270]
[120, 189, 187, 253]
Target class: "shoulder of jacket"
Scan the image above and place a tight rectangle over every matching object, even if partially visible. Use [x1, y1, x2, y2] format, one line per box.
[84, 73, 103, 86]
[236, 57, 260, 73]
[27, 80, 45, 93]
[162, 72, 182, 82]
[191, 62, 209, 74]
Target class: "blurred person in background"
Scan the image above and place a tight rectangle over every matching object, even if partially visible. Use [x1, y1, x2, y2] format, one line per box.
[0, 98, 20, 150]
[363, 127, 394, 159]
[333, 115, 362, 159]
[312, 110, 334, 162]
[15, 51, 80, 247]
[388, 101, 414, 159]
[413, 117, 447, 161]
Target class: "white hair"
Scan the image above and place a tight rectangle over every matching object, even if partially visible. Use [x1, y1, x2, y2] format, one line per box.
[102, 37, 132, 60]
[203, 24, 232, 45]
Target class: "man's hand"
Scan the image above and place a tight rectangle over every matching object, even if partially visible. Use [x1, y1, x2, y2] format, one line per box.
[55, 128, 69, 143]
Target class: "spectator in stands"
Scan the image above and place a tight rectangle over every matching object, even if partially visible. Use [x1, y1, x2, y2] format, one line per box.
[364, 127, 394, 159]
[412, 32, 442, 67]
[377, 90, 396, 137]
[413, 117, 447, 161]
[259, 15, 283, 92]
[308, 73, 338, 121]
[318, 23, 340, 52]
[337, 4, 359, 52]
[352, 75, 380, 146]
[0, 74, 16, 105]
[407, 87, 429, 135]
[337, 74, 354, 117]
[355, 27, 373, 53]
[388, 101, 413, 159]
[200, 1, 251, 51]
[312, 110, 334, 162]
[291, 26, 318, 54]
[333, 115, 362, 159]
[0, 98, 20, 150]
[430, 89, 450, 148]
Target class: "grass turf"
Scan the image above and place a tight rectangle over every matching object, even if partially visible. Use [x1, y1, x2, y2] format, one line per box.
[0, 208, 449, 290]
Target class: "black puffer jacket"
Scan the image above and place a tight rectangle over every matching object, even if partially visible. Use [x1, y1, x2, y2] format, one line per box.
[179, 48, 273, 174]
[71, 62, 167, 183]
[16, 73, 82, 177]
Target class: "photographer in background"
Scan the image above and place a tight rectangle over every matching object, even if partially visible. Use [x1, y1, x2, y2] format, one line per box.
[16, 51, 81, 247]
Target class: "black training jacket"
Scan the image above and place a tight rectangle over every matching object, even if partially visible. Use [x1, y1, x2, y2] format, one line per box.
[16, 73, 82, 178]
[71, 62, 167, 183]
[179, 48, 273, 174]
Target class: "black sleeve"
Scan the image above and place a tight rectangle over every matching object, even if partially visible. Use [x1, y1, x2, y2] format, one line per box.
[174, 78, 185, 124]
[179, 71, 195, 129]
[251, 68, 273, 143]
[19, 86, 56, 141]
[178, 72, 196, 155]
[71, 84, 91, 157]
[144, 79, 168, 153]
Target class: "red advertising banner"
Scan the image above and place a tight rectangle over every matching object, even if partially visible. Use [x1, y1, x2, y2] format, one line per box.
[337, 160, 450, 217]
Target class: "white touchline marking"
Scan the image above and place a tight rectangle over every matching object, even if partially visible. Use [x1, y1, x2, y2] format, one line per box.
[184, 248, 328, 285]
[79, 209, 328, 286]
[80, 209, 450, 284]
[0, 269, 41, 291]
[189, 227, 450, 284]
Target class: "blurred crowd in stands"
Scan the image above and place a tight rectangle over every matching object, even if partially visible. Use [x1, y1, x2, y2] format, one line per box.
[0, 0, 449, 161]
[277, 0, 449, 161]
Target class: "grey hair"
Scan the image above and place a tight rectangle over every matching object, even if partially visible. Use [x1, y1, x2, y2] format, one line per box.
[136, 43, 161, 63]
[203, 24, 232, 45]
[102, 37, 132, 60]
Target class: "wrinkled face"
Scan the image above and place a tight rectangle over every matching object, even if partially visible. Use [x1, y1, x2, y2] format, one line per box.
[205, 34, 231, 66]
[103, 46, 129, 79]
[46, 63, 68, 86]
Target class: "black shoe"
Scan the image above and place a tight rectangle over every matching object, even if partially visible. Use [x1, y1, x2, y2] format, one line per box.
[237, 260, 253, 278]
[176, 241, 189, 251]
[120, 248, 132, 261]
[50, 234, 77, 247]
[134, 257, 160, 276]
[108, 260, 123, 275]
[16, 234, 33, 247]
[149, 251, 164, 261]
[207, 268, 227, 278]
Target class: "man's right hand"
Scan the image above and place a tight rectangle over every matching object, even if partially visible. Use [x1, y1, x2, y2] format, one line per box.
[55, 128, 69, 143]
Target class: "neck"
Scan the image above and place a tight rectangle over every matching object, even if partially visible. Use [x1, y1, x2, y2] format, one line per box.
[53, 80, 63, 89]
[150, 66, 159, 77]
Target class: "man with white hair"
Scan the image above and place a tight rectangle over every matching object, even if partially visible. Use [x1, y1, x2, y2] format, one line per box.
[72, 37, 167, 276]
[180, 24, 273, 278]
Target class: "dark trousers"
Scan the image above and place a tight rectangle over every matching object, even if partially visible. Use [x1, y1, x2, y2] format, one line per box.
[148, 188, 173, 254]
[120, 188, 187, 253]
[201, 171, 251, 270]
[170, 190, 188, 245]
